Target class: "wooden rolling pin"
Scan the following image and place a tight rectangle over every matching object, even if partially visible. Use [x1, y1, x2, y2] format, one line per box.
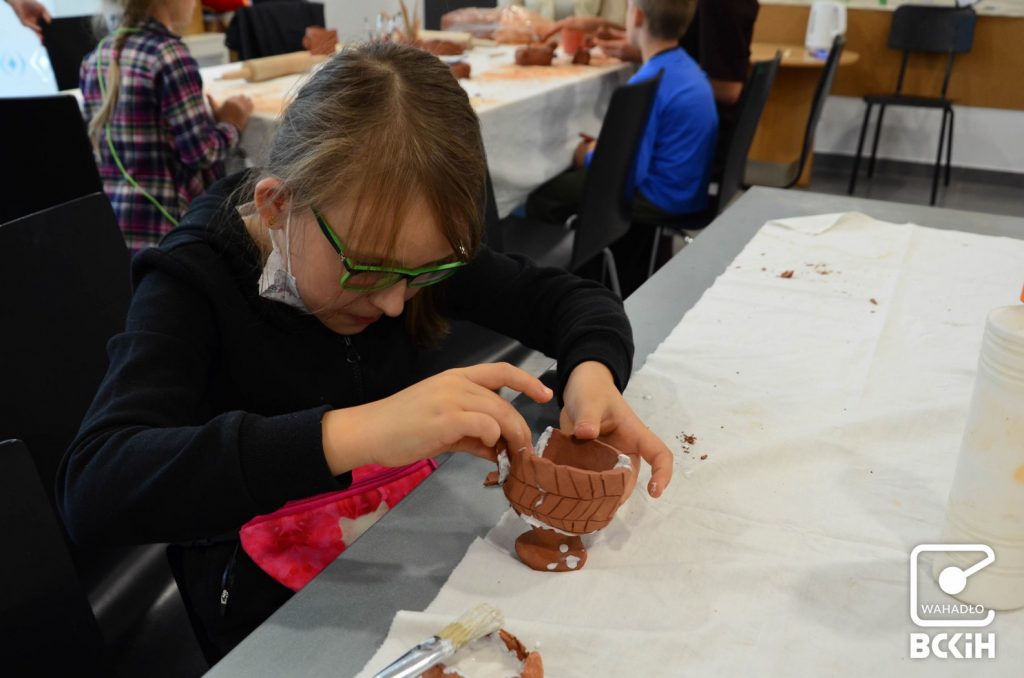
[220, 51, 328, 82]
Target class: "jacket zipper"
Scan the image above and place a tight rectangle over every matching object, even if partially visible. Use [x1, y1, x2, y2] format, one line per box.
[343, 336, 363, 401]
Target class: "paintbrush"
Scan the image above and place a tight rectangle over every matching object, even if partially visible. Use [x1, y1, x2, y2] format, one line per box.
[372, 603, 505, 678]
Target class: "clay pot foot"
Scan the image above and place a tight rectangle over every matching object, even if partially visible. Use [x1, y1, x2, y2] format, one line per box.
[514, 527, 587, 572]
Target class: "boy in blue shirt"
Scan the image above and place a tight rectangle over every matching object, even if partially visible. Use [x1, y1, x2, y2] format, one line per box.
[527, 0, 717, 293]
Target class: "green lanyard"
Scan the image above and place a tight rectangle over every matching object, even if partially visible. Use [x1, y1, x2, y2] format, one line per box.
[97, 27, 180, 227]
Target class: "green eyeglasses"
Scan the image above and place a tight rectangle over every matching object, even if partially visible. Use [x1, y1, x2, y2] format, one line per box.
[313, 207, 467, 292]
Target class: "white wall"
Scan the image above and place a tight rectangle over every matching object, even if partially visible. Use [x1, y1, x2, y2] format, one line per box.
[323, 0, 424, 44]
[815, 95, 1024, 174]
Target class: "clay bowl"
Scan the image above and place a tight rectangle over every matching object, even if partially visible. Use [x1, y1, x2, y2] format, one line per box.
[572, 48, 591, 65]
[502, 428, 639, 572]
[421, 629, 543, 677]
[515, 42, 557, 66]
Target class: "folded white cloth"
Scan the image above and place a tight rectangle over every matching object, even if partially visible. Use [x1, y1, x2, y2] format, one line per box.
[361, 213, 1024, 676]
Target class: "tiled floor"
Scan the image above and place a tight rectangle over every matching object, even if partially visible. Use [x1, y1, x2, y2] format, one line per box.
[806, 156, 1024, 218]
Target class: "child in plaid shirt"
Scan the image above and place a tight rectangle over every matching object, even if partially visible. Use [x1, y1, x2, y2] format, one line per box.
[81, 0, 253, 250]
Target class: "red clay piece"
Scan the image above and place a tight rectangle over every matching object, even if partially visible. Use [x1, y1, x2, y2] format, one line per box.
[421, 628, 543, 677]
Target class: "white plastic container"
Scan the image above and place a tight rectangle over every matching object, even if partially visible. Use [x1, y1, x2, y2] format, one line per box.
[937, 305, 1024, 610]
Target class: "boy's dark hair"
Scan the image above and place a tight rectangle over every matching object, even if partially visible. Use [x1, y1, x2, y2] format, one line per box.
[635, 0, 698, 41]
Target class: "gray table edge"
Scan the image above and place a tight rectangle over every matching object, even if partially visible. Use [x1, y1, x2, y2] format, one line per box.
[207, 187, 1024, 677]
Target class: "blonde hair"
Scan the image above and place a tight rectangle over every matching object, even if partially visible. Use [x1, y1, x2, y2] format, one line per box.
[88, 0, 159, 151]
[244, 41, 488, 346]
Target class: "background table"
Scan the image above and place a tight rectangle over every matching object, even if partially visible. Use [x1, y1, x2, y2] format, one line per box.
[205, 188, 1024, 677]
[747, 42, 860, 187]
[203, 46, 632, 217]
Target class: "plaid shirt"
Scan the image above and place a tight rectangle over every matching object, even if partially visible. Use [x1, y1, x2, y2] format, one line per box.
[81, 19, 239, 250]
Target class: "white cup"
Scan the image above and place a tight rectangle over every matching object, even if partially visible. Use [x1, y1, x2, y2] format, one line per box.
[936, 305, 1024, 610]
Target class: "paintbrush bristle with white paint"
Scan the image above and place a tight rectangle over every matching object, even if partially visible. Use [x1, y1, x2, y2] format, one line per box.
[372, 603, 505, 678]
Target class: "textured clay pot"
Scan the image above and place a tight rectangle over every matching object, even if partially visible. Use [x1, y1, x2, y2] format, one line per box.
[421, 629, 543, 678]
[515, 42, 557, 66]
[501, 428, 639, 572]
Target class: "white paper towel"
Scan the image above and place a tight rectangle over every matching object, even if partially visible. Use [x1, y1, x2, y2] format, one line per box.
[359, 213, 1024, 676]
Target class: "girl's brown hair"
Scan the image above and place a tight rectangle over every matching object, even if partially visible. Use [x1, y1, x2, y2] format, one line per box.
[246, 41, 488, 346]
[88, 0, 159, 150]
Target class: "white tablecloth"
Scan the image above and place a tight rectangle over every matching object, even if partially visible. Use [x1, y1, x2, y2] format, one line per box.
[358, 212, 1024, 677]
[203, 46, 632, 217]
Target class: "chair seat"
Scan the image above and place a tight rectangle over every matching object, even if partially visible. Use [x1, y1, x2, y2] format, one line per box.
[863, 93, 953, 109]
[634, 207, 715, 233]
[743, 159, 801, 189]
[499, 215, 575, 271]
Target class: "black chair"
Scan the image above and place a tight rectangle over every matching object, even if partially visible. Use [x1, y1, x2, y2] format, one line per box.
[0, 438, 108, 675]
[641, 54, 781, 278]
[744, 34, 845, 189]
[499, 74, 662, 297]
[0, 195, 207, 676]
[0, 94, 102, 225]
[41, 15, 104, 90]
[847, 6, 977, 206]
[225, 1, 325, 60]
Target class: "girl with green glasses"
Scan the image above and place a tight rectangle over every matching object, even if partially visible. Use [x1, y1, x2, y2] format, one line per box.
[59, 41, 673, 660]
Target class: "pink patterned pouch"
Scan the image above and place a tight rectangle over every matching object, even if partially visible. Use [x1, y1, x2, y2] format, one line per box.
[239, 459, 437, 591]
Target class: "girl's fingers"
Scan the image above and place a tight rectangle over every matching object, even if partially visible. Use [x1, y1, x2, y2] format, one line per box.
[634, 428, 673, 498]
[447, 411, 502, 451]
[566, 401, 605, 440]
[459, 363, 553, 404]
[460, 383, 533, 454]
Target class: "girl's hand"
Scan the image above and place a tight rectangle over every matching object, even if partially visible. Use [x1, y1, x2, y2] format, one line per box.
[322, 363, 553, 474]
[560, 361, 673, 498]
[9, 0, 51, 40]
[594, 29, 642, 63]
[208, 94, 254, 132]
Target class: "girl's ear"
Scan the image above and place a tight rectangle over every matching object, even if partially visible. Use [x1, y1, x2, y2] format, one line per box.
[254, 177, 290, 230]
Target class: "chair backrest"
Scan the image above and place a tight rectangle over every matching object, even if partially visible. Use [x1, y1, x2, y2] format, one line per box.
[717, 54, 780, 213]
[41, 15, 104, 91]
[0, 439, 107, 674]
[788, 34, 844, 188]
[889, 6, 976, 97]
[889, 6, 977, 54]
[0, 194, 131, 505]
[0, 95, 103, 225]
[225, 1, 325, 59]
[572, 73, 662, 270]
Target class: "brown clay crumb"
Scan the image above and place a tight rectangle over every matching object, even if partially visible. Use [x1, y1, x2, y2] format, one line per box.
[700, 454, 708, 460]
[483, 470, 500, 487]
[780, 270, 794, 279]
[683, 434, 697, 445]
[761, 267, 767, 272]
[869, 298, 878, 305]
